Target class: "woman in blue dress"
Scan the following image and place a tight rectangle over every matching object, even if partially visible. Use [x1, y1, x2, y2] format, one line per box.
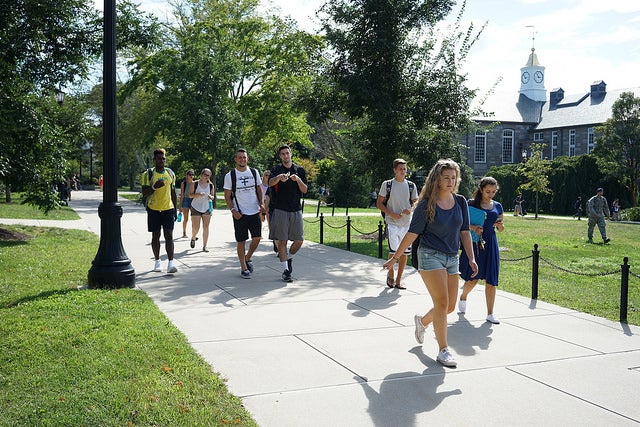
[458, 177, 505, 324]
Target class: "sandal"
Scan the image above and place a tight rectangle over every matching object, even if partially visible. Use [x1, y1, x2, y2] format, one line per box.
[386, 276, 395, 288]
[394, 283, 407, 290]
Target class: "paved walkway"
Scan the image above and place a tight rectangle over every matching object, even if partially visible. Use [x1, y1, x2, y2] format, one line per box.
[3, 190, 640, 426]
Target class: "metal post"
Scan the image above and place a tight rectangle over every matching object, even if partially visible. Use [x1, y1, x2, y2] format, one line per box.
[331, 201, 335, 216]
[378, 221, 383, 258]
[319, 213, 324, 245]
[346, 216, 351, 251]
[620, 257, 630, 323]
[316, 198, 320, 217]
[87, 0, 135, 288]
[531, 243, 539, 299]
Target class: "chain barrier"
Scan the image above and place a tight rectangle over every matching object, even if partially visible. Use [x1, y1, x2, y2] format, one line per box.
[350, 224, 379, 236]
[323, 221, 347, 230]
[630, 270, 640, 280]
[303, 218, 321, 224]
[500, 255, 533, 262]
[539, 256, 621, 277]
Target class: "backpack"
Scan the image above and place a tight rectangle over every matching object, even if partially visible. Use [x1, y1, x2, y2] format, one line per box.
[141, 167, 175, 210]
[381, 179, 415, 218]
[230, 167, 261, 214]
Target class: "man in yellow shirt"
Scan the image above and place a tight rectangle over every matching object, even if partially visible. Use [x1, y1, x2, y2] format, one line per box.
[141, 148, 178, 273]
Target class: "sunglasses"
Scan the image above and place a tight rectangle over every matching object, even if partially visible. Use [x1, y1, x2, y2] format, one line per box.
[187, 173, 194, 176]
[203, 173, 211, 177]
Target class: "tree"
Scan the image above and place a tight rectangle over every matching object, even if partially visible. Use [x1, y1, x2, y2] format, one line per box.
[594, 91, 640, 207]
[319, 0, 482, 183]
[517, 143, 552, 219]
[0, 0, 159, 211]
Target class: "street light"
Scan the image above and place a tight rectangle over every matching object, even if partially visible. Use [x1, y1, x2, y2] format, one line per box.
[54, 88, 65, 105]
[87, 0, 135, 289]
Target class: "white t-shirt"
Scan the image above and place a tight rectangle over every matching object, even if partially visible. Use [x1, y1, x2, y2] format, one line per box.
[378, 179, 418, 227]
[191, 181, 212, 213]
[223, 168, 261, 215]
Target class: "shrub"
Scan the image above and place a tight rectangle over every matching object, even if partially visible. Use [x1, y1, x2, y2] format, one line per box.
[620, 207, 640, 222]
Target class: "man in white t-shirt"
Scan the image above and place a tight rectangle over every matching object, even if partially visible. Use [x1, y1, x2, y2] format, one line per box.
[376, 158, 419, 289]
[224, 149, 266, 279]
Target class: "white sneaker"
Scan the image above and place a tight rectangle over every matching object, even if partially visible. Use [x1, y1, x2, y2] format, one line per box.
[458, 299, 467, 314]
[414, 315, 426, 344]
[167, 261, 178, 274]
[486, 314, 500, 324]
[437, 347, 457, 367]
[153, 260, 162, 272]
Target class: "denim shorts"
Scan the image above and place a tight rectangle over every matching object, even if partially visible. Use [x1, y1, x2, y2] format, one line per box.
[417, 246, 460, 275]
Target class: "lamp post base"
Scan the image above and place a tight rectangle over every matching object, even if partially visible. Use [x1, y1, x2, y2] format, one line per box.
[87, 201, 135, 289]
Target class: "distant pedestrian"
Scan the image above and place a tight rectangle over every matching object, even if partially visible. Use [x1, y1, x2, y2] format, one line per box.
[179, 169, 195, 238]
[189, 168, 215, 252]
[265, 144, 308, 283]
[611, 198, 620, 221]
[383, 159, 477, 368]
[573, 196, 582, 220]
[99, 174, 103, 192]
[369, 190, 377, 208]
[587, 188, 610, 244]
[141, 148, 178, 273]
[224, 149, 265, 279]
[458, 177, 505, 325]
[376, 158, 418, 289]
[513, 194, 525, 216]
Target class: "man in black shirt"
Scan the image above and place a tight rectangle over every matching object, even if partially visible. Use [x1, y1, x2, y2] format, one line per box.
[265, 144, 308, 282]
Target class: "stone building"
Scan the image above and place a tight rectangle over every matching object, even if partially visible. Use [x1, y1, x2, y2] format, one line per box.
[460, 47, 639, 177]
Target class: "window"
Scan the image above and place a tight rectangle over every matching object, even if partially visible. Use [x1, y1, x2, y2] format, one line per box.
[551, 131, 558, 159]
[587, 127, 595, 154]
[502, 129, 514, 163]
[569, 129, 576, 156]
[474, 131, 486, 163]
[534, 132, 544, 141]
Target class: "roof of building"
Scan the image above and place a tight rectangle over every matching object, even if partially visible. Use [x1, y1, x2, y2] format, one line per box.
[536, 87, 639, 130]
[470, 91, 544, 124]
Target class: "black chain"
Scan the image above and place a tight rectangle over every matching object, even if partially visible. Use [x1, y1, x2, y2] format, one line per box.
[630, 270, 640, 280]
[501, 255, 533, 262]
[303, 218, 321, 224]
[350, 224, 379, 236]
[324, 222, 347, 230]
[539, 256, 621, 277]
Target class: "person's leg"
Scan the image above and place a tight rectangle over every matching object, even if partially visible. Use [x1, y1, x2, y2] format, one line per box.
[597, 217, 607, 240]
[395, 254, 407, 287]
[191, 215, 201, 243]
[237, 240, 247, 270]
[246, 237, 260, 262]
[277, 239, 288, 262]
[386, 252, 395, 285]
[289, 239, 303, 255]
[181, 208, 190, 237]
[201, 214, 211, 249]
[164, 227, 174, 260]
[151, 230, 161, 260]
[245, 214, 262, 264]
[459, 279, 479, 301]
[587, 217, 595, 241]
[485, 283, 497, 315]
[418, 268, 449, 349]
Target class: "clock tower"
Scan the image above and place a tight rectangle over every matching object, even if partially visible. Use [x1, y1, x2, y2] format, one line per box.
[519, 47, 546, 102]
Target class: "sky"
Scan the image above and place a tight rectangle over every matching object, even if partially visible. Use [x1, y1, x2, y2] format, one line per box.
[100, 0, 640, 98]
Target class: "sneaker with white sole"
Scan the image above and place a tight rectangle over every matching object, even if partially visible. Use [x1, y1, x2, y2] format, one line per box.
[414, 314, 426, 344]
[282, 269, 292, 282]
[241, 269, 251, 279]
[246, 259, 254, 273]
[153, 260, 162, 272]
[458, 299, 467, 314]
[437, 347, 457, 367]
[486, 314, 501, 324]
[167, 262, 178, 274]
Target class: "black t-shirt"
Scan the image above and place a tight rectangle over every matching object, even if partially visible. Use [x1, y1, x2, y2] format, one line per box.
[269, 163, 307, 212]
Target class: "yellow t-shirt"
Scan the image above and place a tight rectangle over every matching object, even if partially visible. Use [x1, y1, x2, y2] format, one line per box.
[142, 168, 175, 211]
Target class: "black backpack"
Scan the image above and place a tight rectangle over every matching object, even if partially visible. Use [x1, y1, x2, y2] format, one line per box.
[230, 167, 261, 214]
[381, 179, 415, 218]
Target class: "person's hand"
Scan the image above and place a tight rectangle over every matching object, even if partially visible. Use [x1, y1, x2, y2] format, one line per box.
[279, 172, 289, 182]
[153, 179, 165, 189]
[469, 260, 479, 277]
[290, 174, 299, 182]
[473, 225, 484, 235]
[173, 210, 178, 222]
[382, 258, 396, 271]
[401, 208, 411, 216]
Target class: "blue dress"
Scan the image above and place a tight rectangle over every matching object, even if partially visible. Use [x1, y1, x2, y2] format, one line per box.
[460, 200, 503, 285]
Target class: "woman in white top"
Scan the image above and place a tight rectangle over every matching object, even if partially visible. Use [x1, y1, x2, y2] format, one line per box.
[189, 168, 215, 252]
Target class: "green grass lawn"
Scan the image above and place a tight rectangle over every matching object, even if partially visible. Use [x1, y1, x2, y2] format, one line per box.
[304, 214, 640, 326]
[0, 216, 256, 424]
[0, 194, 79, 220]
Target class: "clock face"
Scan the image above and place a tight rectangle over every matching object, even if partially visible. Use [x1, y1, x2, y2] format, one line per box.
[534, 70, 544, 83]
[521, 71, 530, 84]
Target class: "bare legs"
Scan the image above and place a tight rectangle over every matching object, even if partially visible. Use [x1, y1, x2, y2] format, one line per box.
[238, 236, 261, 270]
[152, 229, 174, 261]
[417, 269, 459, 350]
[277, 239, 303, 262]
[181, 207, 190, 237]
[459, 279, 497, 316]
[386, 253, 407, 286]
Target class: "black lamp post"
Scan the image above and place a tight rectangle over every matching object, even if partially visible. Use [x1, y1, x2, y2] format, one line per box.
[87, 0, 135, 288]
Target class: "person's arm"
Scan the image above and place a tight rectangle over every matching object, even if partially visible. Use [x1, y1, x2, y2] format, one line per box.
[382, 231, 419, 270]
[290, 173, 307, 194]
[171, 187, 178, 220]
[376, 194, 402, 220]
[178, 181, 185, 205]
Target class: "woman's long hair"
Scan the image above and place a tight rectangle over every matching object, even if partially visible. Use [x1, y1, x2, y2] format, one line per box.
[417, 159, 461, 223]
[469, 176, 499, 208]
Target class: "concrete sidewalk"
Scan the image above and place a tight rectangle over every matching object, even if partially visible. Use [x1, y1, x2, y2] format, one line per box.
[3, 190, 640, 426]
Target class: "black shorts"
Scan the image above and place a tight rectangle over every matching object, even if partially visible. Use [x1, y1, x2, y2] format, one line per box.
[147, 209, 175, 233]
[233, 213, 262, 242]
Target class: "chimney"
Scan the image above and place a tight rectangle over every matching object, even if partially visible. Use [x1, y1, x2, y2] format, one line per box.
[550, 88, 564, 107]
[590, 81, 606, 99]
